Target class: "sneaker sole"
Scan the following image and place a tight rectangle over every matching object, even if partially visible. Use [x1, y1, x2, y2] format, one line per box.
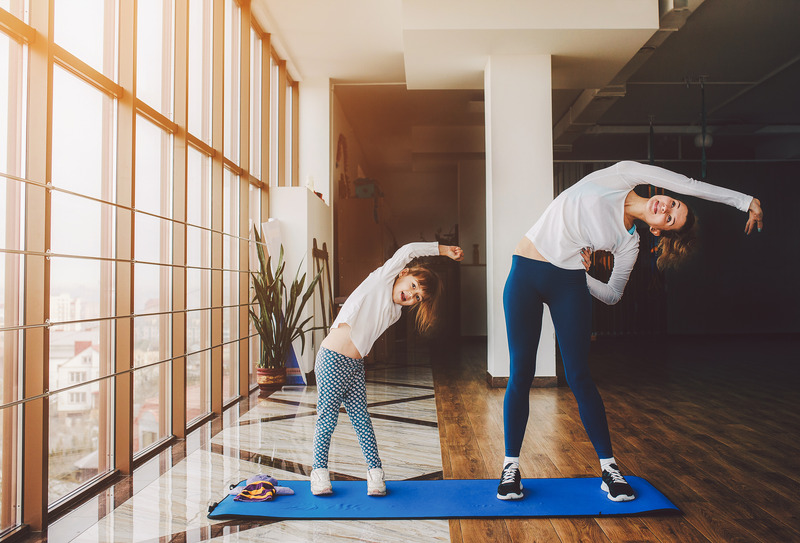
[311, 487, 333, 496]
[496, 491, 524, 500]
[600, 481, 635, 502]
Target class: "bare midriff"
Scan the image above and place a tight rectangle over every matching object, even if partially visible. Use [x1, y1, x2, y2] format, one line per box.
[514, 236, 548, 262]
[319, 323, 363, 360]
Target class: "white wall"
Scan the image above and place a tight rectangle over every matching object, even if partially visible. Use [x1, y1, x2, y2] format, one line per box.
[268, 187, 333, 377]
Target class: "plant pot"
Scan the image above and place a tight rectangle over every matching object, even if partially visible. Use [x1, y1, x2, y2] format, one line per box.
[257, 366, 286, 390]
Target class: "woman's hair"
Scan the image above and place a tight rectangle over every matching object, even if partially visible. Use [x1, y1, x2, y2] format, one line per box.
[405, 264, 443, 335]
[655, 205, 697, 270]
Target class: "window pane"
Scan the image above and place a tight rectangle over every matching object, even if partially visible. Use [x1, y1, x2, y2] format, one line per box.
[188, 0, 212, 143]
[186, 307, 210, 422]
[1, 30, 25, 178]
[186, 350, 210, 424]
[135, 213, 172, 265]
[250, 29, 261, 177]
[48, 379, 113, 505]
[269, 56, 279, 185]
[222, 303, 237, 401]
[135, 116, 173, 217]
[49, 257, 115, 322]
[132, 364, 169, 454]
[223, 171, 239, 271]
[224, 0, 240, 160]
[186, 267, 210, 311]
[133, 263, 171, 316]
[286, 82, 293, 184]
[51, 192, 115, 258]
[187, 147, 211, 271]
[54, 0, 116, 79]
[52, 67, 115, 200]
[136, 0, 174, 116]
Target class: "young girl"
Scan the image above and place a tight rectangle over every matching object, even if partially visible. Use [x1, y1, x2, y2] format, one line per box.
[311, 241, 464, 496]
[498, 161, 763, 502]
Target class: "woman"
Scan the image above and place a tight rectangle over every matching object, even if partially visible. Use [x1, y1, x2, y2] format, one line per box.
[497, 160, 763, 502]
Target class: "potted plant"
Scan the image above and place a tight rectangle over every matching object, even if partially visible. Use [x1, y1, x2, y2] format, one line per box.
[250, 228, 322, 389]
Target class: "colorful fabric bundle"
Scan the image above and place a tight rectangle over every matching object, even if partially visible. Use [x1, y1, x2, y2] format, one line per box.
[228, 474, 295, 502]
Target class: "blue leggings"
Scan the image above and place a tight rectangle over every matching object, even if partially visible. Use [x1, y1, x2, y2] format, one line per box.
[313, 347, 382, 470]
[503, 255, 613, 459]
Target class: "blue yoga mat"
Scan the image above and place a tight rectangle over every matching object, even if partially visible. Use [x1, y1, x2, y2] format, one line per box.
[208, 477, 679, 520]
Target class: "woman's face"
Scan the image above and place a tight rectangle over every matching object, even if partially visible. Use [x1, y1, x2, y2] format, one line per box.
[392, 270, 426, 307]
[645, 194, 688, 235]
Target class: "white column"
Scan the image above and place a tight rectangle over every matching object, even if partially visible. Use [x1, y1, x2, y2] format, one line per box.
[298, 77, 332, 204]
[485, 55, 556, 381]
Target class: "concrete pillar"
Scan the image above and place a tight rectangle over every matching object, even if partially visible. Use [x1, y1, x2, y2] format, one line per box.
[485, 55, 556, 383]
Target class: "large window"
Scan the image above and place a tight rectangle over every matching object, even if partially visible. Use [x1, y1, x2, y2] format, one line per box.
[0, 0, 290, 532]
[133, 116, 173, 454]
[186, 148, 211, 423]
[48, 65, 115, 506]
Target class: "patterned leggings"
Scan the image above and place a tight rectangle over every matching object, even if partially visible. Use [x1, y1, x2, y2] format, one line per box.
[312, 347, 382, 470]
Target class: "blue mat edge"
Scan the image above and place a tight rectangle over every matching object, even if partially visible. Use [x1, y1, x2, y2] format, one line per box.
[207, 477, 682, 520]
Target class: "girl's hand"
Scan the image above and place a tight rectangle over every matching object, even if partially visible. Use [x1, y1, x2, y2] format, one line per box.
[745, 198, 763, 235]
[440, 245, 464, 261]
[580, 248, 592, 271]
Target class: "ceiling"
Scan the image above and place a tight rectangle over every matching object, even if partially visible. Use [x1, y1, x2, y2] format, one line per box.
[253, 0, 800, 174]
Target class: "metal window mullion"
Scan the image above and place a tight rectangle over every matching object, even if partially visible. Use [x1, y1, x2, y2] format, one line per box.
[21, 0, 52, 531]
[0, 7, 36, 44]
[238, 3, 252, 397]
[172, 0, 189, 440]
[260, 33, 270, 192]
[277, 59, 286, 186]
[52, 44, 123, 99]
[115, 0, 136, 477]
[291, 81, 299, 187]
[210, 0, 224, 416]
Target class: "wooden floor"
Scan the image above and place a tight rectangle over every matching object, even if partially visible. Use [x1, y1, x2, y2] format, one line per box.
[431, 334, 800, 543]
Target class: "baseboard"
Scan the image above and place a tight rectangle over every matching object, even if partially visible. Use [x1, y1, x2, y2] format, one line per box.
[486, 373, 558, 388]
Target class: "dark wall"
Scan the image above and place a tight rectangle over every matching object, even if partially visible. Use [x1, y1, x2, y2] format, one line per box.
[664, 161, 798, 335]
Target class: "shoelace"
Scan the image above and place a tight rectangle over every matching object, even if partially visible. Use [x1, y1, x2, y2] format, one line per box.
[605, 468, 626, 484]
[501, 465, 519, 484]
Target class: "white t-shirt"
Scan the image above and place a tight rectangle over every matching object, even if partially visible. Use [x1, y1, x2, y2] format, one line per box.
[525, 161, 753, 305]
[331, 242, 440, 357]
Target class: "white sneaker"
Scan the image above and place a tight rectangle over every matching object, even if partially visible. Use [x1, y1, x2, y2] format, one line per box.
[310, 468, 333, 496]
[367, 467, 387, 496]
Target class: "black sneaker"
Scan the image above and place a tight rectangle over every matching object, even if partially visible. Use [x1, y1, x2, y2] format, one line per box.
[601, 464, 635, 502]
[497, 463, 524, 500]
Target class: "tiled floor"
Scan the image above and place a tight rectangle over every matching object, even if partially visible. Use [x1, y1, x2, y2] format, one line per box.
[44, 362, 449, 543]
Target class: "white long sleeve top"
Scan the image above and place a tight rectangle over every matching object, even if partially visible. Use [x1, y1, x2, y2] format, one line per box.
[525, 161, 753, 305]
[331, 242, 440, 358]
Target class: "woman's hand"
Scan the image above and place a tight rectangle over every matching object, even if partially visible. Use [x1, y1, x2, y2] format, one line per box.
[440, 245, 464, 261]
[580, 248, 592, 271]
[745, 197, 763, 235]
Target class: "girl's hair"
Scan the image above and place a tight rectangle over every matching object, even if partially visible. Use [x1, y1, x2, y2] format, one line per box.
[655, 205, 697, 270]
[405, 264, 443, 335]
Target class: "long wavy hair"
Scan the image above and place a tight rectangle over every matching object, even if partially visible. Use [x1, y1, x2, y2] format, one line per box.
[404, 264, 443, 335]
[655, 205, 698, 270]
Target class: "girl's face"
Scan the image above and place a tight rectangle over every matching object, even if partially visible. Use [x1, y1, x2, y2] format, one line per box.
[645, 194, 688, 236]
[392, 269, 426, 307]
